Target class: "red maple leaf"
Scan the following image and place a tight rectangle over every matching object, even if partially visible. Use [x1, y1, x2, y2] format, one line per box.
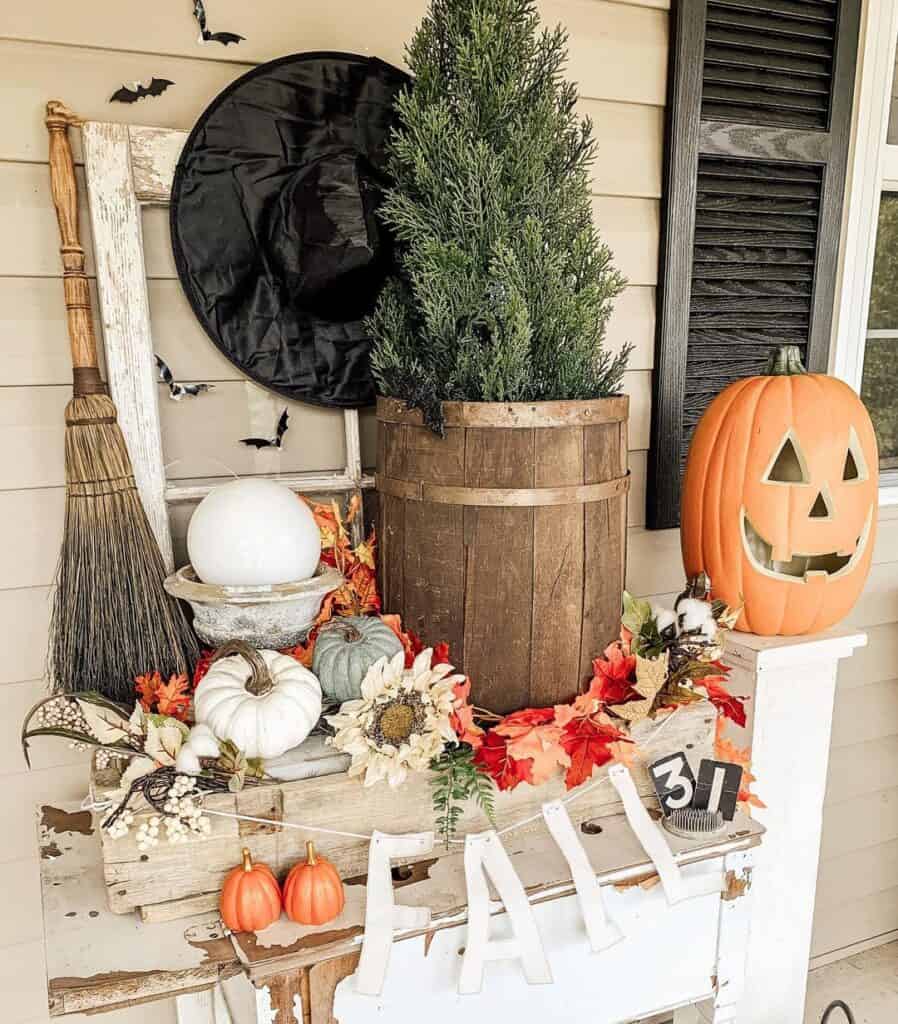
[474, 730, 534, 791]
[560, 716, 627, 790]
[431, 642, 451, 667]
[589, 642, 638, 705]
[699, 675, 747, 728]
[193, 650, 214, 687]
[494, 707, 556, 736]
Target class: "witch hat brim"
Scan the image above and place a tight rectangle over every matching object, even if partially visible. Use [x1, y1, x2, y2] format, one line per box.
[170, 51, 410, 409]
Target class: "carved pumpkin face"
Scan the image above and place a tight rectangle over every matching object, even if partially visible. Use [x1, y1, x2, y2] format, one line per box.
[681, 349, 878, 635]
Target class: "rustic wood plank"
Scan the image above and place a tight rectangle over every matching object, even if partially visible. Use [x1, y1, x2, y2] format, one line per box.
[309, 954, 360, 1024]
[530, 426, 586, 705]
[93, 702, 717, 918]
[580, 423, 628, 681]
[376, 476, 628, 506]
[399, 424, 466, 661]
[463, 427, 535, 712]
[80, 119, 172, 566]
[377, 422, 405, 615]
[376, 396, 629, 428]
[38, 805, 239, 1016]
[129, 125, 187, 201]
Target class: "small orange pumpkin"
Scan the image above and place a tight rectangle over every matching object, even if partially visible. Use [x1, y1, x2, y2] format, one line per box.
[682, 345, 878, 635]
[220, 847, 282, 933]
[282, 841, 346, 926]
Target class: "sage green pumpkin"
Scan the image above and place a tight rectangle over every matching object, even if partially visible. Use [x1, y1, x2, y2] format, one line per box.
[312, 617, 404, 703]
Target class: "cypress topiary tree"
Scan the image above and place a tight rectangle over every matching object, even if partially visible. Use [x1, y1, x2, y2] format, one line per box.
[368, 0, 629, 431]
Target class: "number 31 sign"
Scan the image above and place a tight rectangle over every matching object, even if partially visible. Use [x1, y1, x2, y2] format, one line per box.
[649, 752, 743, 821]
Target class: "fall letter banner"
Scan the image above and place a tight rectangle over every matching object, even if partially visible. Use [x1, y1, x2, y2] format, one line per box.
[349, 769, 712, 997]
[458, 831, 553, 995]
[541, 800, 622, 952]
[355, 831, 435, 996]
[608, 764, 687, 904]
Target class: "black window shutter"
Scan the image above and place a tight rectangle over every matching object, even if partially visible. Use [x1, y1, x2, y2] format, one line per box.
[647, 0, 861, 530]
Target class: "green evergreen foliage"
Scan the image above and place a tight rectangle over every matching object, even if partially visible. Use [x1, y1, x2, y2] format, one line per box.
[368, 0, 630, 431]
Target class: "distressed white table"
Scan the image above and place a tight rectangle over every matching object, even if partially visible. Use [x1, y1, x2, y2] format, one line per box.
[722, 628, 866, 1024]
[39, 799, 762, 1024]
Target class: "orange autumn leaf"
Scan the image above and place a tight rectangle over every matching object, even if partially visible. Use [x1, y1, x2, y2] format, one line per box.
[135, 671, 191, 721]
[284, 637, 316, 668]
[504, 723, 570, 785]
[609, 738, 636, 768]
[715, 726, 766, 811]
[154, 674, 191, 721]
[135, 671, 163, 712]
[354, 539, 376, 569]
[346, 563, 381, 615]
[346, 492, 362, 524]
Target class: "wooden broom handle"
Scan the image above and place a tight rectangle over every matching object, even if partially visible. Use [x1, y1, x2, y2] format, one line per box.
[46, 100, 104, 395]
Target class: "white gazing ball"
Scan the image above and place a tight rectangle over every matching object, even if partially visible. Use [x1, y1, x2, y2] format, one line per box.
[187, 479, 321, 586]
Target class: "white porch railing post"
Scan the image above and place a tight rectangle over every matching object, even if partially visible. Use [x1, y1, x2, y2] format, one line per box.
[723, 628, 866, 1024]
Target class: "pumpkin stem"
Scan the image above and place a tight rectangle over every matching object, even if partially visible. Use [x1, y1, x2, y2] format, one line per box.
[765, 345, 807, 376]
[306, 840, 318, 866]
[210, 639, 275, 697]
[321, 620, 363, 644]
[242, 847, 253, 872]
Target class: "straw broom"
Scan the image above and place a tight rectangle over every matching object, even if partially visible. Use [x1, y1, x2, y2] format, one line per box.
[46, 101, 199, 699]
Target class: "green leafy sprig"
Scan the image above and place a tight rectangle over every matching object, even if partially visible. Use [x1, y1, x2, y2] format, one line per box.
[430, 744, 497, 848]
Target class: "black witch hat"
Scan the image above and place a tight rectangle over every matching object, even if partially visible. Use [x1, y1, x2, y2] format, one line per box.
[170, 51, 410, 408]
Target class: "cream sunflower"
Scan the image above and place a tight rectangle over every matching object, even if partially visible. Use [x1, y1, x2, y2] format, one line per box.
[326, 648, 465, 788]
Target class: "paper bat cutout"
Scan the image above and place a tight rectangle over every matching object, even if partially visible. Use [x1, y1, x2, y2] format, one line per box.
[240, 409, 289, 450]
[193, 0, 244, 45]
[155, 354, 215, 401]
[110, 78, 174, 104]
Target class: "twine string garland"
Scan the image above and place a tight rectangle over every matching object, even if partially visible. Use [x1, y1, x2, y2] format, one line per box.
[85, 706, 682, 844]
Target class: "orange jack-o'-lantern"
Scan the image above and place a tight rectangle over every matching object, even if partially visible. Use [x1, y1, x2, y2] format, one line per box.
[681, 346, 878, 636]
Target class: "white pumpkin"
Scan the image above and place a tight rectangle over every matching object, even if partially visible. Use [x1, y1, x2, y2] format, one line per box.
[194, 641, 322, 759]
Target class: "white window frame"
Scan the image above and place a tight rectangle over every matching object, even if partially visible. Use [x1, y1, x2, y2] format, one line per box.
[831, 0, 898, 504]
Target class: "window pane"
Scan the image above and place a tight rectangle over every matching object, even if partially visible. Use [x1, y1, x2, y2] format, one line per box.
[889, 42, 898, 144]
[861, 195, 898, 468]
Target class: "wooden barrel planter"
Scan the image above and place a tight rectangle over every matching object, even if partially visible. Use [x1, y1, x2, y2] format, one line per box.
[376, 397, 629, 713]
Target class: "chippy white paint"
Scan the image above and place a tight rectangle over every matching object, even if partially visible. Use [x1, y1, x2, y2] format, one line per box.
[79, 118, 370, 567]
[459, 830, 552, 994]
[541, 799, 622, 952]
[355, 830, 435, 996]
[80, 120, 171, 567]
[334, 859, 735, 1023]
[609, 763, 687, 904]
[723, 628, 866, 1024]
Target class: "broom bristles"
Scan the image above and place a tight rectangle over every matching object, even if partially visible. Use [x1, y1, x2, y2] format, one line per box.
[50, 393, 199, 701]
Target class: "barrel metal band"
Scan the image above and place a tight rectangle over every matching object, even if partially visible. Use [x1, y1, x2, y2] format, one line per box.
[375, 472, 630, 507]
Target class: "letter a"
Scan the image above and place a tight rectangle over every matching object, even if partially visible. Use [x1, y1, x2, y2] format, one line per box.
[459, 830, 552, 995]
